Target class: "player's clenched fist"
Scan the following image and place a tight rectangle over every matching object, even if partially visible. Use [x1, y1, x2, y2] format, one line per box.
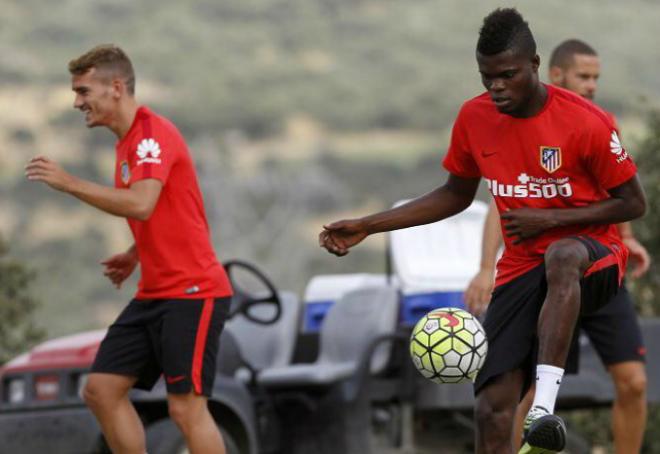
[319, 219, 369, 256]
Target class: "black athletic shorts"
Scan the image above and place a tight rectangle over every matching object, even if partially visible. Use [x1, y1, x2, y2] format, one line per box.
[474, 236, 621, 397]
[91, 297, 231, 396]
[565, 284, 645, 373]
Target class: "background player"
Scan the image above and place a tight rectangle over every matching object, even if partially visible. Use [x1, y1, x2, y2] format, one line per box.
[464, 39, 649, 453]
[319, 9, 646, 454]
[25, 45, 232, 454]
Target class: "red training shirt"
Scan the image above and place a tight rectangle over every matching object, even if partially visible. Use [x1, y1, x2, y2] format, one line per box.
[443, 85, 637, 287]
[115, 106, 232, 299]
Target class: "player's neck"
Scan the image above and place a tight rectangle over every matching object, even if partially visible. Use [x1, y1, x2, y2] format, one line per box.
[511, 83, 548, 119]
[108, 98, 140, 139]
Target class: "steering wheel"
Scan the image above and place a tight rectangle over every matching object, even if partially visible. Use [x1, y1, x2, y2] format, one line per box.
[223, 259, 282, 325]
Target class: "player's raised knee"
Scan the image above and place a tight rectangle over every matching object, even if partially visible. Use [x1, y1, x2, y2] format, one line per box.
[544, 239, 589, 276]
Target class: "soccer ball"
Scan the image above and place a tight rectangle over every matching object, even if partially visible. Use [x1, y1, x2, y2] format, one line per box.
[409, 307, 488, 384]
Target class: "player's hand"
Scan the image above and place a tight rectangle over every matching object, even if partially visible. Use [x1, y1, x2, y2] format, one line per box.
[101, 248, 139, 289]
[464, 268, 495, 316]
[501, 208, 557, 244]
[319, 219, 369, 256]
[25, 156, 76, 192]
[622, 236, 651, 278]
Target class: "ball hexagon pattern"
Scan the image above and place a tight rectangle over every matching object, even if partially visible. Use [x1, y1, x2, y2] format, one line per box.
[409, 307, 488, 384]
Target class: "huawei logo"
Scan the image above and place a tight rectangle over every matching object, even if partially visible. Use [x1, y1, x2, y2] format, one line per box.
[610, 131, 623, 156]
[137, 138, 161, 159]
[609, 131, 629, 163]
[136, 138, 162, 165]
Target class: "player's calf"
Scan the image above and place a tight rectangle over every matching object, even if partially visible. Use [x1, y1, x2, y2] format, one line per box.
[475, 370, 525, 454]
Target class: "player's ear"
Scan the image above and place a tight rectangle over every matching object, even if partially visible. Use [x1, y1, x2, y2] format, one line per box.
[111, 78, 124, 99]
[531, 54, 540, 72]
[548, 66, 563, 85]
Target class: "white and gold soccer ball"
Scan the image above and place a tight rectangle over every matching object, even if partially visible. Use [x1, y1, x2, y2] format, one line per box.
[410, 307, 488, 384]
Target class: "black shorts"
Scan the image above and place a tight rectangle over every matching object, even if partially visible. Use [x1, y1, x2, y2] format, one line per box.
[91, 297, 231, 396]
[474, 236, 621, 396]
[565, 284, 645, 373]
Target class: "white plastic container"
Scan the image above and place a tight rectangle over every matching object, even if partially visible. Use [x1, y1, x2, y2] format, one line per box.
[389, 200, 488, 325]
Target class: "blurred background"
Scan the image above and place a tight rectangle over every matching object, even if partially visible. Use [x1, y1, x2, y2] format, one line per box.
[1, 0, 659, 450]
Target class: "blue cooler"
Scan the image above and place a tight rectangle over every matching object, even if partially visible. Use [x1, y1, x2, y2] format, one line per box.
[303, 300, 334, 332]
[399, 290, 465, 326]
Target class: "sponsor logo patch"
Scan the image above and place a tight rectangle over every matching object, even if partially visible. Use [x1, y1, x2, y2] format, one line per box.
[540, 146, 562, 173]
[136, 138, 162, 165]
[485, 173, 573, 199]
[610, 130, 629, 163]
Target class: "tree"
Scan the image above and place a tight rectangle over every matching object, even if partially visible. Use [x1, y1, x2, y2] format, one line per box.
[0, 236, 45, 365]
[629, 112, 660, 316]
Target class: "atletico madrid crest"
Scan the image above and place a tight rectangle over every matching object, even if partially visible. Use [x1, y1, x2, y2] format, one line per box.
[120, 160, 131, 185]
[540, 146, 562, 173]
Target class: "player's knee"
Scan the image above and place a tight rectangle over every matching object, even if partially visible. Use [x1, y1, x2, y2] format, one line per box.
[82, 375, 132, 411]
[82, 379, 107, 410]
[168, 400, 189, 429]
[168, 397, 203, 433]
[544, 240, 586, 282]
[617, 370, 647, 401]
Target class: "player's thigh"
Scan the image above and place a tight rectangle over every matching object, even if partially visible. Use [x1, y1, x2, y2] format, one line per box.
[575, 236, 622, 314]
[160, 297, 231, 396]
[91, 301, 159, 381]
[582, 286, 646, 366]
[84, 372, 139, 402]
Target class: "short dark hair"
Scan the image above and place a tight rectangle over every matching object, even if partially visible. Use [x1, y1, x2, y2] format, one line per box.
[549, 39, 598, 69]
[69, 44, 135, 95]
[477, 8, 536, 59]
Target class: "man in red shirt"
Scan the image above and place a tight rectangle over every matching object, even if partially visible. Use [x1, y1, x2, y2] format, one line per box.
[465, 39, 649, 453]
[319, 9, 646, 454]
[26, 45, 233, 454]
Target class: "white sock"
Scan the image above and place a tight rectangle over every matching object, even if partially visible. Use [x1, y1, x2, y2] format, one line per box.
[531, 364, 564, 414]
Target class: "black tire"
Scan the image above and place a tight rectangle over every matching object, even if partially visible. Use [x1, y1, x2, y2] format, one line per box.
[146, 418, 241, 454]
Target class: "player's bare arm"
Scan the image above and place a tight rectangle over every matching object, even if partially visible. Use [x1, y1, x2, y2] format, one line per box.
[25, 155, 162, 221]
[502, 175, 646, 244]
[465, 200, 502, 315]
[617, 222, 651, 278]
[320, 174, 480, 256]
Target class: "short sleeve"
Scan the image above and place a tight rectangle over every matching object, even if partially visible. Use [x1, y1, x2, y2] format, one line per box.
[442, 105, 481, 178]
[129, 129, 177, 185]
[582, 119, 637, 190]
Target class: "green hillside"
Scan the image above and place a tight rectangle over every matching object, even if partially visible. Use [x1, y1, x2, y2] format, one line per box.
[1, 0, 659, 337]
